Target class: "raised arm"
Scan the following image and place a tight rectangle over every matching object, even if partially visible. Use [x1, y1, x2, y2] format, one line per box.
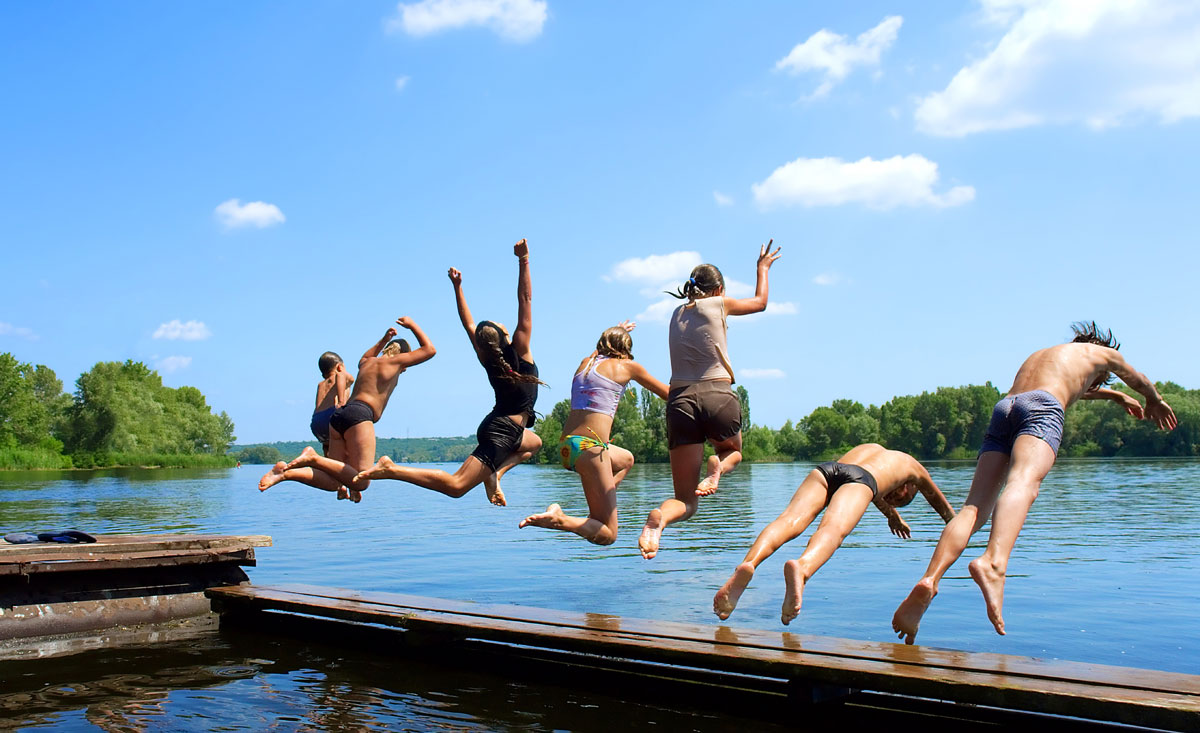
[724, 240, 782, 317]
[629, 362, 670, 400]
[511, 239, 533, 360]
[448, 267, 476, 348]
[361, 326, 398, 365]
[1106, 351, 1178, 430]
[1081, 386, 1145, 419]
[389, 317, 437, 368]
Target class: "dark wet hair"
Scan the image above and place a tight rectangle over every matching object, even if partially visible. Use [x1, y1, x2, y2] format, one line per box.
[318, 351, 343, 378]
[475, 321, 547, 385]
[596, 327, 633, 360]
[382, 338, 411, 357]
[667, 264, 724, 300]
[1071, 321, 1119, 388]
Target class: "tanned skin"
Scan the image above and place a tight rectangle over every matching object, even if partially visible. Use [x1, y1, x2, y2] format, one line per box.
[259, 317, 436, 502]
[314, 361, 353, 457]
[518, 321, 670, 545]
[892, 341, 1177, 644]
[713, 444, 954, 625]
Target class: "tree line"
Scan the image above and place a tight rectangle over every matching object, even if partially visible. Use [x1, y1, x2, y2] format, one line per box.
[0, 352, 236, 470]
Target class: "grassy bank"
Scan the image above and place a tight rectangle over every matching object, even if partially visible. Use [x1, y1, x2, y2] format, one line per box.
[0, 451, 236, 471]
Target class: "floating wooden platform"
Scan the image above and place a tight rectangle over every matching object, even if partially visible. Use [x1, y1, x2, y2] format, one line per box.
[209, 583, 1200, 732]
[0, 534, 270, 643]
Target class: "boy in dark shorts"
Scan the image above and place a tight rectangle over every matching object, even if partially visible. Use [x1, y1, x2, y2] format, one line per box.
[259, 317, 436, 502]
[892, 322, 1177, 643]
[714, 444, 954, 625]
[312, 351, 353, 457]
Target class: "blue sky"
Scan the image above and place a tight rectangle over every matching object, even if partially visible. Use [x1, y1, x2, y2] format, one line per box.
[3, 1, 1198, 443]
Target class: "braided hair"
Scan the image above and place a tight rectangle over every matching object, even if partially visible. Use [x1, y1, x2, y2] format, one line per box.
[475, 321, 547, 385]
[666, 264, 724, 300]
[596, 327, 633, 360]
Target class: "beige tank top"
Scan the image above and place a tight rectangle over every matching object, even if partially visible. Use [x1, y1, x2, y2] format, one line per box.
[669, 296, 735, 385]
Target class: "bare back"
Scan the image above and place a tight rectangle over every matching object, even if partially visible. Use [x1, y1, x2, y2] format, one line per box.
[838, 444, 924, 498]
[1008, 343, 1116, 408]
[314, 371, 350, 412]
[561, 356, 665, 441]
[348, 358, 405, 421]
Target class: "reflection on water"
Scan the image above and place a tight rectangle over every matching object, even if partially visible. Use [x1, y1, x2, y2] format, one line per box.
[2, 459, 1198, 678]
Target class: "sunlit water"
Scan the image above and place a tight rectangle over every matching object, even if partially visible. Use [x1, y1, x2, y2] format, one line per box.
[1, 459, 1197, 729]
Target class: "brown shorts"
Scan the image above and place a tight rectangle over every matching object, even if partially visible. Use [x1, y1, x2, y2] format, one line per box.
[666, 382, 742, 449]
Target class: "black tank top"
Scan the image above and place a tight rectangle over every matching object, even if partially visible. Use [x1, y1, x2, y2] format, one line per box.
[484, 343, 539, 425]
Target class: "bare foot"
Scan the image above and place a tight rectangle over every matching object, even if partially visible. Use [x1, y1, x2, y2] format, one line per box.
[519, 503, 565, 530]
[354, 455, 396, 483]
[286, 446, 319, 470]
[968, 557, 1007, 636]
[336, 486, 350, 501]
[348, 489, 363, 503]
[781, 559, 806, 625]
[638, 509, 663, 559]
[258, 462, 287, 491]
[892, 579, 937, 645]
[696, 454, 722, 496]
[483, 471, 507, 506]
[713, 562, 755, 620]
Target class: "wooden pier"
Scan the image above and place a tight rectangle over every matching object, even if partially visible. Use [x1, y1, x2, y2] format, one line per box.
[209, 583, 1200, 732]
[0, 534, 270, 645]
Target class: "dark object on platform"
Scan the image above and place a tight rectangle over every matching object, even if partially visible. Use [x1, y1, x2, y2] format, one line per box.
[36, 530, 98, 543]
[3, 533, 40, 544]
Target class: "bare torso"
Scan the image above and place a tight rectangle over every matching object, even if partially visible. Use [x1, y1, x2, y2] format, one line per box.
[560, 356, 639, 441]
[314, 371, 351, 413]
[836, 443, 922, 500]
[1008, 343, 1114, 408]
[348, 358, 405, 421]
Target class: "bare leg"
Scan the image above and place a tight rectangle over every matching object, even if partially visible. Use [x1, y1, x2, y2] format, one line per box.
[357, 454, 493, 499]
[781, 484, 873, 625]
[520, 448, 618, 545]
[287, 444, 371, 502]
[892, 450, 1010, 644]
[969, 435, 1057, 636]
[483, 428, 543, 507]
[259, 461, 345, 495]
[697, 432, 743, 496]
[714, 470, 827, 620]
[608, 445, 634, 487]
[640, 443, 704, 559]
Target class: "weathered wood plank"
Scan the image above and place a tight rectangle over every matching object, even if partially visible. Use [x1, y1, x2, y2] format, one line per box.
[206, 584, 1200, 731]
[0, 534, 272, 563]
[0, 546, 257, 576]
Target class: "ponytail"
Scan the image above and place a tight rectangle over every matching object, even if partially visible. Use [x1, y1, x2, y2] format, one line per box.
[476, 321, 548, 386]
[666, 264, 724, 301]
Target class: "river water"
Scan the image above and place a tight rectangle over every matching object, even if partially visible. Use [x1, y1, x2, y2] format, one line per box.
[1, 459, 1197, 730]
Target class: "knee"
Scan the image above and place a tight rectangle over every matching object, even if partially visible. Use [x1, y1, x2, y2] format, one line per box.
[588, 530, 616, 546]
[527, 434, 543, 452]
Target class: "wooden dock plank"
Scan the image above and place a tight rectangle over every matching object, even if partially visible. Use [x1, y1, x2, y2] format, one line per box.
[0, 534, 271, 563]
[207, 584, 1200, 731]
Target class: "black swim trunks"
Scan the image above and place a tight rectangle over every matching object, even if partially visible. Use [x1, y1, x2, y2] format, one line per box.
[471, 411, 525, 471]
[311, 406, 336, 448]
[815, 461, 879, 500]
[329, 399, 376, 435]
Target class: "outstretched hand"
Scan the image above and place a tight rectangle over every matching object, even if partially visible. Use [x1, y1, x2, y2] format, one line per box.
[1118, 393, 1145, 419]
[757, 239, 781, 269]
[889, 516, 911, 539]
[617, 320, 636, 333]
[447, 267, 462, 286]
[1145, 398, 1178, 431]
[396, 316, 415, 331]
[513, 238, 529, 259]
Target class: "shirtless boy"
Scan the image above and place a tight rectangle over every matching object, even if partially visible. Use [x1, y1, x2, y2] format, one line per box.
[713, 444, 954, 625]
[259, 317, 436, 502]
[312, 351, 353, 457]
[892, 322, 1177, 644]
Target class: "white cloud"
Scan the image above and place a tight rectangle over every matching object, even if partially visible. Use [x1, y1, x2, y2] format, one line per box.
[916, 0, 1200, 136]
[157, 356, 192, 374]
[740, 368, 786, 379]
[752, 154, 975, 210]
[613, 252, 798, 323]
[713, 191, 734, 207]
[812, 272, 842, 286]
[153, 320, 212, 341]
[0, 322, 37, 340]
[214, 198, 285, 230]
[776, 16, 903, 98]
[607, 251, 701, 285]
[395, 75, 411, 91]
[387, 0, 547, 42]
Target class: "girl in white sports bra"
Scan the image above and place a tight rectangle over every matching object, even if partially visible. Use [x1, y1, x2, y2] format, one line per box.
[519, 322, 669, 545]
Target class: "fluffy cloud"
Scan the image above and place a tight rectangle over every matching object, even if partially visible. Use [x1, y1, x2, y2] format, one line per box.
[387, 0, 547, 42]
[916, 0, 1200, 136]
[776, 16, 903, 98]
[752, 154, 975, 210]
[156, 356, 192, 374]
[740, 368, 786, 379]
[0, 322, 37, 340]
[214, 199, 285, 230]
[395, 75, 411, 91]
[713, 191, 734, 207]
[153, 320, 212, 341]
[607, 251, 701, 285]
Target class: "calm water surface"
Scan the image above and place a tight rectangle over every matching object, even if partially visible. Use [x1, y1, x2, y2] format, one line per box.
[1, 459, 1197, 729]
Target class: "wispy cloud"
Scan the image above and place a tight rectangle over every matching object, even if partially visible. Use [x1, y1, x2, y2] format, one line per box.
[153, 320, 212, 341]
[0, 321, 37, 340]
[752, 154, 974, 210]
[740, 368, 786, 379]
[812, 272, 842, 286]
[713, 191, 734, 207]
[387, 0, 548, 42]
[395, 75, 411, 92]
[776, 16, 903, 98]
[916, 0, 1200, 136]
[214, 198, 285, 230]
[156, 356, 192, 374]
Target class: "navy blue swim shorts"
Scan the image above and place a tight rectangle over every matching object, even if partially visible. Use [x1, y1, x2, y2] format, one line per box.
[979, 390, 1066, 455]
